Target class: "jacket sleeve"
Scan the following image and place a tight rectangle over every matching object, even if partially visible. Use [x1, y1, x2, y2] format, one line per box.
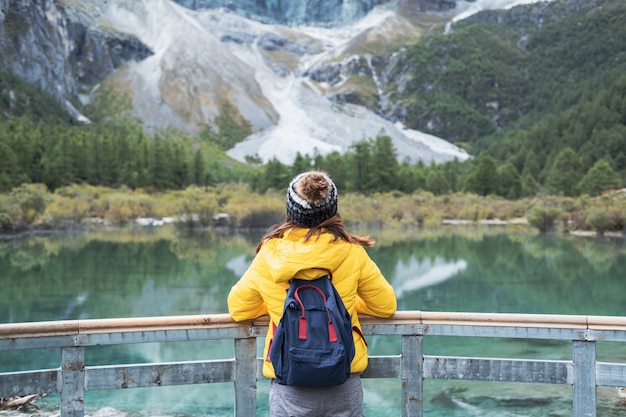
[227, 257, 268, 322]
[355, 248, 397, 318]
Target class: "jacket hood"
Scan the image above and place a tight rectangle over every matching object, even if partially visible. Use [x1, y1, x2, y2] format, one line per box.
[259, 228, 352, 284]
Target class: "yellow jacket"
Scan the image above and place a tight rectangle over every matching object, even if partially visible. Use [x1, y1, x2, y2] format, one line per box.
[227, 228, 397, 379]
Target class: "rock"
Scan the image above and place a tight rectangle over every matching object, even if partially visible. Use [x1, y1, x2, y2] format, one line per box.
[87, 407, 128, 417]
[0, 0, 152, 122]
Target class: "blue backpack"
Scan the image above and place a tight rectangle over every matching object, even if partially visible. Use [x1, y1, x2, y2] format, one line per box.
[269, 275, 355, 387]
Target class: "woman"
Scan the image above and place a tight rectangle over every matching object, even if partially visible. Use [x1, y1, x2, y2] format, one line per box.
[227, 171, 397, 417]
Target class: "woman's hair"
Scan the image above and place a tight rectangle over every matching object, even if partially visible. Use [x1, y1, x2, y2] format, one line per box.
[256, 214, 374, 253]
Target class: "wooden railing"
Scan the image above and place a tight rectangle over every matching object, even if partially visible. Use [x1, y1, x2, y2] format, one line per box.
[1, 311, 626, 417]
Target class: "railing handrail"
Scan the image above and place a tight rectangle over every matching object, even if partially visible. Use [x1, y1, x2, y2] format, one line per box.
[2, 310, 626, 339]
[2, 311, 626, 417]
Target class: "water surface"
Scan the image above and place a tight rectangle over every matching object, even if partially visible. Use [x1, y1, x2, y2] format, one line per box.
[1, 226, 625, 416]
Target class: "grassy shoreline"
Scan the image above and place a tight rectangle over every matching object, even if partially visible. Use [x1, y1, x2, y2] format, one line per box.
[1, 183, 624, 236]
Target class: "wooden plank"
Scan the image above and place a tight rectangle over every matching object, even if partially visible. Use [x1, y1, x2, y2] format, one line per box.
[401, 335, 423, 417]
[420, 312, 589, 329]
[423, 324, 586, 340]
[85, 360, 235, 390]
[234, 338, 257, 417]
[596, 362, 626, 387]
[361, 355, 402, 379]
[587, 315, 626, 331]
[61, 347, 85, 417]
[362, 323, 423, 336]
[0, 321, 78, 339]
[587, 329, 626, 342]
[0, 335, 78, 351]
[572, 341, 597, 417]
[423, 356, 571, 384]
[79, 327, 249, 347]
[3, 311, 626, 344]
[0, 369, 59, 397]
[78, 314, 236, 334]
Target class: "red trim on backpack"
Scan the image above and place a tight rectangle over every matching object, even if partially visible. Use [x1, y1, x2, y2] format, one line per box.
[294, 284, 337, 342]
[353, 325, 367, 347]
[267, 321, 277, 362]
[328, 321, 338, 342]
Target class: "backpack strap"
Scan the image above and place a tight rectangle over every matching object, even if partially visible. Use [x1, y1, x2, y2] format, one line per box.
[311, 270, 364, 346]
[293, 283, 338, 342]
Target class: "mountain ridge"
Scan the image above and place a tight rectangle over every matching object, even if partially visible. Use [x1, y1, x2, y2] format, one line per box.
[1, 0, 507, 165]
[1, 0, 558, 165]
[1, 0, 624, 200]
[87, 0, 477, 164]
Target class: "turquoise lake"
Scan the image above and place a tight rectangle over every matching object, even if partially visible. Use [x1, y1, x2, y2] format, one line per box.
[1, 225, 625, 416]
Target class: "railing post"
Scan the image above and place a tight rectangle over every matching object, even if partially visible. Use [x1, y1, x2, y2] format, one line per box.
[61, 346, 85, 417]
[572, 340, 596, 417]
[234, 337, 257, 417]
[401, 335, 423, 417]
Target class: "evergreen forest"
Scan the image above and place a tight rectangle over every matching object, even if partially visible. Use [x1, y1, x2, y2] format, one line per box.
[0, 0, 625, 233]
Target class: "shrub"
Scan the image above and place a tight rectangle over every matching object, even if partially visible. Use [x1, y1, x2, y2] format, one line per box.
[101, 192, 154, 225]
[527, 206, 561, 233]
[43, 196, 93, 226]
[611, 210, 624, 232]
[175, 186, 219, 227]
[339, 193, 383, 228]
[421, 206, 442, 227]
[222, 192, 284, 229]
[238, 207, 284, 228]
[0, 212, 12, 231]
[570, 210, 586, 230]
[8, 183, 50, 226]
[585, 209, 614, 236]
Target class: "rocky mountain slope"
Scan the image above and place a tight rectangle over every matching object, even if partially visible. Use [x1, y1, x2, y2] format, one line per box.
[0, 0, 547, 164]
[0, 0, 151, 122]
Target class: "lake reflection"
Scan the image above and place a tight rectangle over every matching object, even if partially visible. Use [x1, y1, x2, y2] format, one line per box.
[1, 226, 626, 416]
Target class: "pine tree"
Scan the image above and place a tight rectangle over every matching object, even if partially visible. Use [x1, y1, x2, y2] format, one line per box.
[521, 173, 540, 197]
[497, 162, 523, 199]
[425, 168, 450, 195]
[151, 137, 175, 190]
[464, 155, 498, 196]
[371, 134, 399, 192]
[442, 159, 462, 193]
[348, 140, 374, 194]
[396, 160, 419, 193]
[171, 144, 188, 189]
[261, 158, 289, 192]
[578, 159, 621, 196]
[190, 149, 206, 187]
[314, 151, 347, 192]
[546, 148, 582, 196]
[0, 139, 24, 191]
[291, 152, 312, 177]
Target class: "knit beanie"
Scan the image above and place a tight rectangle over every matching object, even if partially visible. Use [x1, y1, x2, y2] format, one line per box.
[286, 171, 338, 228]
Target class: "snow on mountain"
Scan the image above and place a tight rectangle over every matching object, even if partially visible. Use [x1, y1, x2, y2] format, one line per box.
[453, 0, 555, 23]
[93, 0, 549, 165]
[98, 0, 278, 134]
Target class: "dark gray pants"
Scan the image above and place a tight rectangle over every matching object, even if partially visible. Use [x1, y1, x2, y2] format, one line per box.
[269, 374, 364, 417]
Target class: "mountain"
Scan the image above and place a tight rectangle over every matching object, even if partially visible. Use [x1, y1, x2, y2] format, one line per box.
[0, 0, 152, 122]
[377, 0, 626, 145]
[83, 0, 476, 165]
[0, 0, 553, 165]
[170, 0, 396, 26]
